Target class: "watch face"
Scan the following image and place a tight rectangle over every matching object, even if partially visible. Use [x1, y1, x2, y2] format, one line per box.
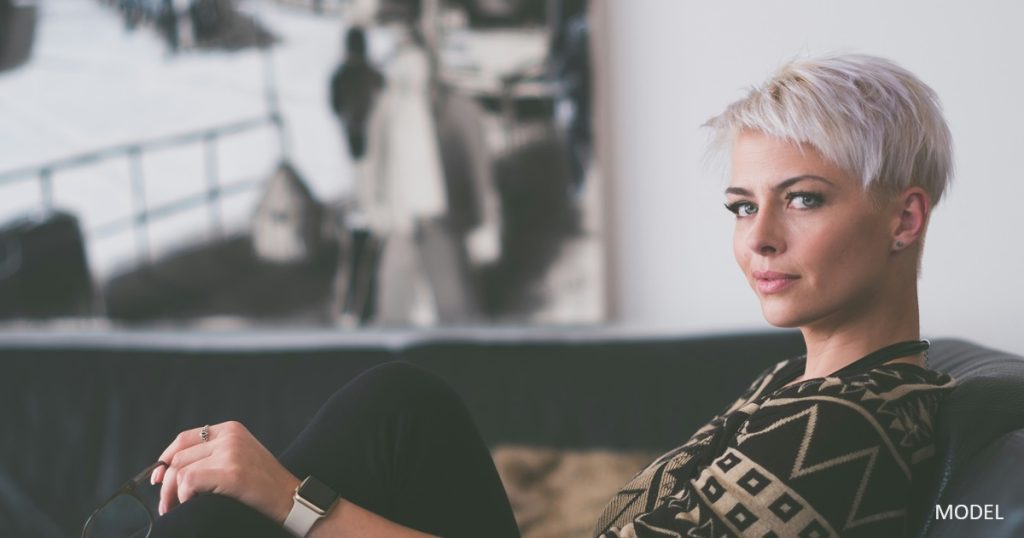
[298, 476, 338, 511]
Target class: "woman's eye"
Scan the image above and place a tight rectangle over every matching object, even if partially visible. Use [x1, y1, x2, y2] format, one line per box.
[724, 201, 757, 217]
[787, 192, 824, 209]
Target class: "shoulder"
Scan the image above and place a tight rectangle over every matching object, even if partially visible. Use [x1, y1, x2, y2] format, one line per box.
[752, 366, 957, 470]
[777, 364, 957, 413]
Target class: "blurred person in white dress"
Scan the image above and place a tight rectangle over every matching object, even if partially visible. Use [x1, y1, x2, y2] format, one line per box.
[359, 24, 478, 326]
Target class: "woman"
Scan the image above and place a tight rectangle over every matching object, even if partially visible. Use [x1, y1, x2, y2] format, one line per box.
[146, 53, 957, 537]
[594, 54, 957, 537]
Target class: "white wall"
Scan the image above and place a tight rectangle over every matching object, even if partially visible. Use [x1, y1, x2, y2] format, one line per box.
[600, 1, 1024, 355]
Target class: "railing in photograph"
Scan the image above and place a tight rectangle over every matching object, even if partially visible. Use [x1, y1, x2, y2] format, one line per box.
[0, 113, 284, 265]
[269, 0, 350, 15]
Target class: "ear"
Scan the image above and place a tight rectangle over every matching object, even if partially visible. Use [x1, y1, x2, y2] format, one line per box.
[891, 187, 931, 250]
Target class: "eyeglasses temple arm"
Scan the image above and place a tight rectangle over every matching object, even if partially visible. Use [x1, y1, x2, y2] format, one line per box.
[131, 461, 168, 487]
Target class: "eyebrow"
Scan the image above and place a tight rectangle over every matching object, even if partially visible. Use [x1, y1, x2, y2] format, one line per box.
[725, 175, 836, 196]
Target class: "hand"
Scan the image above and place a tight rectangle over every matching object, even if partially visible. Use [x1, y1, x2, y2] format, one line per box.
[150, 421, 301, 524]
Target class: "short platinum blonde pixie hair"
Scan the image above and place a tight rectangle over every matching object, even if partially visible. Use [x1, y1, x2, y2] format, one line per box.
[705, 53, 954, 207]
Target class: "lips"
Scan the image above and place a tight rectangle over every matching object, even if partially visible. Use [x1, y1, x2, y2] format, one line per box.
[753, 270, 800, 294]
[753, 271, 799, 280]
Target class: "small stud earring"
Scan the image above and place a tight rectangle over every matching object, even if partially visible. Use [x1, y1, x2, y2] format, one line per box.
[894, 240, 905, 249]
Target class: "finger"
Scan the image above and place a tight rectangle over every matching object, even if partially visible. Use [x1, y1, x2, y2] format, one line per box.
[153, 425, 214, 485]
[159, 437, 216, 515]
[159, 441, 215, 516]
[159, 463, 180, 515]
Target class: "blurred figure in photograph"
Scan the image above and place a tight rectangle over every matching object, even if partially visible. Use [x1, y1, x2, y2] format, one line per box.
[359, 23, 479, 326]
[330, 26, 385, 162]
[158, 0, 180, 51]
[328, 26, 386, 326]
[157, 0, 195, 52]
[548, 0, 590, 200]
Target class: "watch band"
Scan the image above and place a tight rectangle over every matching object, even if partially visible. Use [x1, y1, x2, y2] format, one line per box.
[283, 499, 323, 537]
[283, 476, 337, 537]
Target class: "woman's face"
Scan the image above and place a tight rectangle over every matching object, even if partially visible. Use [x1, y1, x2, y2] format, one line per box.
[727, 130, 896, 329]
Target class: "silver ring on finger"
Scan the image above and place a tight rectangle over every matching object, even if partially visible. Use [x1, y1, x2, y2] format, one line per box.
[200, 424, 210, 443]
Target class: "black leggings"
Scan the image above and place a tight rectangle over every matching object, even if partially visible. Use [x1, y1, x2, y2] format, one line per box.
[150, 361, 521, 538]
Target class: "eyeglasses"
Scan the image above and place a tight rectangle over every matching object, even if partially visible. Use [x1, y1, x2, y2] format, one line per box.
[81, 461, 167, 538]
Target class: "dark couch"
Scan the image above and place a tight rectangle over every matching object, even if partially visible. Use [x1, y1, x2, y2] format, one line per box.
[1, 329, 1021, 537]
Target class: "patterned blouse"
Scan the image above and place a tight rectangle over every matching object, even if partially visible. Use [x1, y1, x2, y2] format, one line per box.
[594, 355, 957, 537]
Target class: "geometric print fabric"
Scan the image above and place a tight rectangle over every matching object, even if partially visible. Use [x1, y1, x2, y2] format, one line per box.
[694, 447, 836, 537]
[594, 355, 957, 537]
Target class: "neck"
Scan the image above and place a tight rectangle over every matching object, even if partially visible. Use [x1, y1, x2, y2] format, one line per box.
[799, 274, 922, 380]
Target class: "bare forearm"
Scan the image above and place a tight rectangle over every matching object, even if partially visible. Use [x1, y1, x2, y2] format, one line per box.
[307, 497, 439, 538]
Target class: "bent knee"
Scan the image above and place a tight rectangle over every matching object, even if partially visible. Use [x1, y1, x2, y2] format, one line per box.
[354, 361, 466, 413]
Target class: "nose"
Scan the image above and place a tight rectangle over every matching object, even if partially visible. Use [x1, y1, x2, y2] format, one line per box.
[745, 210, 785, 256]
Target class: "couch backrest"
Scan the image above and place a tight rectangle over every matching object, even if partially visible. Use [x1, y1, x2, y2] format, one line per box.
[0, 329, 1021, 538]
[0, 329, 802, 536]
